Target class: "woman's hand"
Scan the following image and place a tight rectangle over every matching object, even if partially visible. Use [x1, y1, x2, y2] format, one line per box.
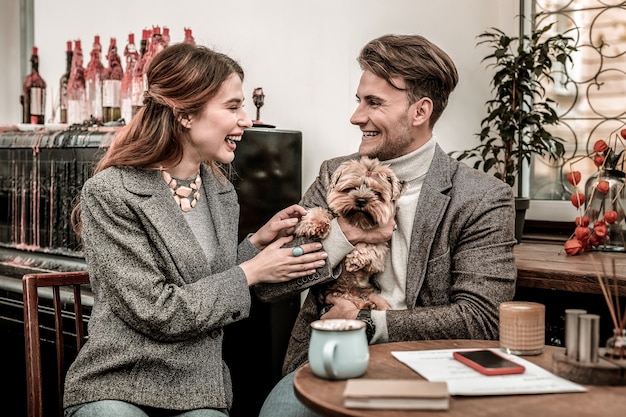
[240, 236, 328, 286]
[249, 204, 308, 250]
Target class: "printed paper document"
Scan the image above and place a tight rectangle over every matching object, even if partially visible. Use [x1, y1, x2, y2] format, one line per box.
[391, 348, 586, 396]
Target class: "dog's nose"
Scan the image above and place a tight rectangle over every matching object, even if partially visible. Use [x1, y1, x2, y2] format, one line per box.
[355, 198, 368, 208]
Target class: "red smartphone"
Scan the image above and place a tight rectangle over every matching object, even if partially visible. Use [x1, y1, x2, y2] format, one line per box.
[452, 349, 525, 376]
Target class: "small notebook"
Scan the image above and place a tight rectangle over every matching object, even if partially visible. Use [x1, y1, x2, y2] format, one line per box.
[343, 379, 450, 410]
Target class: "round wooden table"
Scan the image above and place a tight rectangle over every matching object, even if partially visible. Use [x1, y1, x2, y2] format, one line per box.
[293, 339, 625, 417]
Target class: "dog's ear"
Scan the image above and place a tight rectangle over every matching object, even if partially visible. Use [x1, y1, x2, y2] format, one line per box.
[389, 177, 408, 201]
[329, 163, 347, 191]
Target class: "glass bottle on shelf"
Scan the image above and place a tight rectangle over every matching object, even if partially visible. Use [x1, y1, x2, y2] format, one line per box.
[151, 25, 165, 54]
[85, 35, 105, 122]
[183, 27, 196, 45]
[67, 39, 87, 125]
[59, 41, 72, 124]
[21, 46, 47, 125]
[141, 27, 160, 87]
[162, 26, 171, 49]
[134, 27, 160, 114]
[121, 33, 138, 123]
[131, 29, 150, 116]
[102, 37, 124, 123]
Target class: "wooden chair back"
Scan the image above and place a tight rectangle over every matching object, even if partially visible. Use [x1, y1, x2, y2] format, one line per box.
[22, 271, 90, 417]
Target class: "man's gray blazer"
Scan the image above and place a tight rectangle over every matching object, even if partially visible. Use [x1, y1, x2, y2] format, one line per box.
[255, 144, 517, 375]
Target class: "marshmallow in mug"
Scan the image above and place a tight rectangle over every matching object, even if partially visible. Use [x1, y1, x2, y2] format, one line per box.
[313, 319, 364, 331]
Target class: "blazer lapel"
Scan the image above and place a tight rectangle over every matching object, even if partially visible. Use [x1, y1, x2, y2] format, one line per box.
[405, 145, 453, 305]
[199, 166, 238, 269]
[121, 167, 210, 283]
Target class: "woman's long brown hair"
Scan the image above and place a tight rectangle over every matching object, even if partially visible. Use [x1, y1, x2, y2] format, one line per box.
[71, 43, 245, 238]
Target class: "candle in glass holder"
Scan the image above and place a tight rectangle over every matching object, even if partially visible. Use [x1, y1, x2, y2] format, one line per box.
[499, 301, 545, 355]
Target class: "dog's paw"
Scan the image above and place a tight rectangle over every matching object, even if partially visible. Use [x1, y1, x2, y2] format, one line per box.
[344, 251, 368, 272]
[344, 243, 388, 273]
[295, 207, 333, 239]
[344, 243, 382, 272]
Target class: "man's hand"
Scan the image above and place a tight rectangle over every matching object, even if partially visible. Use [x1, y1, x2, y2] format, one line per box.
[337, 216, 395, 245]
[320, 296, 359, 320]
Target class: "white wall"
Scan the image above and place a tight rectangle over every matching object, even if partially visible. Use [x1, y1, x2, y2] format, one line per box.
[3, 0, 519, 193]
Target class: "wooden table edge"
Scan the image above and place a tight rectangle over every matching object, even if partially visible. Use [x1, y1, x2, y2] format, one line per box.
[293, 340, 499, 417]
[293, 340, 581, 417]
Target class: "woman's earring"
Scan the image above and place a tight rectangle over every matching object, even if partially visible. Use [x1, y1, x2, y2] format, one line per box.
[179, 115, 192, 128]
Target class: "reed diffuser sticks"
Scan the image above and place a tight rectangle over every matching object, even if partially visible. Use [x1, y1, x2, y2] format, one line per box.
[590, 256, 626, 360]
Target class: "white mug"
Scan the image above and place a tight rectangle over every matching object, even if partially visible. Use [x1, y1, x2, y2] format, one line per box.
[308, 319, 369, 380]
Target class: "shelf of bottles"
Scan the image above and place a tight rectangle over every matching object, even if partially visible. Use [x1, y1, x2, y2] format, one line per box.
[20, 26, 197, 128]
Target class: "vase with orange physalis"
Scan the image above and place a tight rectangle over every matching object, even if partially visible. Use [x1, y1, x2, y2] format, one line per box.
[564, 128, 626, 255]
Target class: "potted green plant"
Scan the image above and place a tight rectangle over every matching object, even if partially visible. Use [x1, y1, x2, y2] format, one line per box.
[452, 22, 577, 242]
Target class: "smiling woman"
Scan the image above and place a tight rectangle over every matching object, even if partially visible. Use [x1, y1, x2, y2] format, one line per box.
[60, 42, 328, 417]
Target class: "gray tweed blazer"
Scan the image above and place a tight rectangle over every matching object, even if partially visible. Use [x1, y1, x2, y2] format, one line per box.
[255, 144, 517, 375]
[63, 165, 258, 411]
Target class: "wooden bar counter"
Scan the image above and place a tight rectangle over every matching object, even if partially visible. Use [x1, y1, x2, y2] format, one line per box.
[514, 241, 626, 297]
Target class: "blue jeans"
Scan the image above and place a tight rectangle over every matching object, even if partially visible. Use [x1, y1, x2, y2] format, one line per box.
[64, 400, 229, 417]
[259, 370, 322, 417]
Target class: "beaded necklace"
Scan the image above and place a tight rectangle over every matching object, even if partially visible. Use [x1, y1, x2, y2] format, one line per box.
[162, 170, 202, 212]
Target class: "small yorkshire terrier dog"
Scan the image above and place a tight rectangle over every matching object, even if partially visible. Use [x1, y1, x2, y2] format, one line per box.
[295, 156, 406, 311]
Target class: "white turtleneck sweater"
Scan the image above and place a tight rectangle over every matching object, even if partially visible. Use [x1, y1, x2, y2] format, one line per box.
[322, 137, 437, 343]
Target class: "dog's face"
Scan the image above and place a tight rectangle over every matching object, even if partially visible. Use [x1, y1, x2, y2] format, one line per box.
[327, 156, 405, 230]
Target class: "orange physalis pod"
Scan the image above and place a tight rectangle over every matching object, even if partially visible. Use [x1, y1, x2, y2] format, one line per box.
[589, 233, 603, 247]
[575, 216, 590, 227]
[593, 154, 605, 167]
[570, 193, 585, 208]
[593, 221, 607, 238]
[564, 239, 583, 256]
[596, 180, 610, 194]
[604, 210, 618, 224]
[566, 171, 582, 186]
[574, 226, 590, 241]
[593, 139, 609, 153]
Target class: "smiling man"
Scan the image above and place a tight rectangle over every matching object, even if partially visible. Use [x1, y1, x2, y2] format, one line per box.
[256, 34, 518, 417]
